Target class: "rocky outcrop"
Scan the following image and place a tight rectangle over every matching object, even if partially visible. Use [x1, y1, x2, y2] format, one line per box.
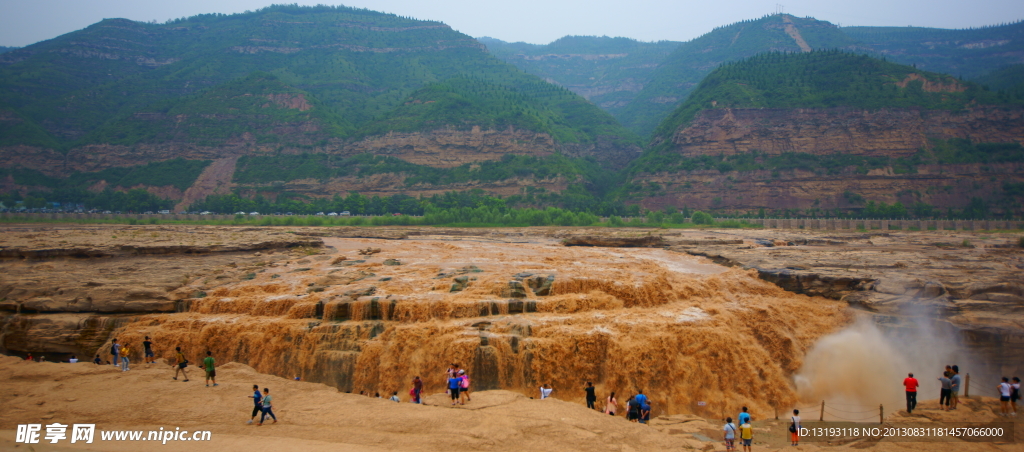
[344, 127, 556, 168]
[562, 235, 665, 247]
[633, 161, 1024, 213]
[666, 106, 1024, 158]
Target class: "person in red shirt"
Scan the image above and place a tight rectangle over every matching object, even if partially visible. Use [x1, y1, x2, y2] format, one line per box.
[903, 373, 919, 413]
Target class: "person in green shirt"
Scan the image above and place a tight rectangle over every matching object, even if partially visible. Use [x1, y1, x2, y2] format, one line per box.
[203, 350, 217, 387]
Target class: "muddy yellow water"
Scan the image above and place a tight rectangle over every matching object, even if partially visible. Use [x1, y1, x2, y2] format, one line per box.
[108, 236, 849, 417]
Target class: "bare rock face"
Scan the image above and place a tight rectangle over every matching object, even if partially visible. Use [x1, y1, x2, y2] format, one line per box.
[668, 106, 1024, 158]
[0, 226, 321, 358]
[344, 127, 556, 168]
[562, 235, 665, 247]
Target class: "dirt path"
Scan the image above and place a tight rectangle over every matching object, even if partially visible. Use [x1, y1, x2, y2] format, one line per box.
[174, 156, 238, 212]
[782, 15, 812, 52]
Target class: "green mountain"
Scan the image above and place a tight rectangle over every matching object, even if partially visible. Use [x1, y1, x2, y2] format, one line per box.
[0, 46, 18, 54]
[478, 36, 681, 119]
[975, 64, 1024, 92]
[843, 20, 1024, 80]
[634, 51, 1024, 172]
[0, 5, 636, 152]
[83, 72, 351, 147]
[616, 14, 859, 138]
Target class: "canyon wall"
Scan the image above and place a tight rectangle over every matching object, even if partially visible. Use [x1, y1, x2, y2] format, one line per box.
[665, 106, 1024, 158]
[634, 162, 1024, 212]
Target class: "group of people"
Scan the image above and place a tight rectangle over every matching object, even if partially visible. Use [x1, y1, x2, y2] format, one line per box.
[722, 407, 759, 452]
[445, 363, 471, 405]
[581, 385, 653, 425]
[997, 376, 1020, 416]
[247, 385, 277, 425]
[104, 337, 158, 372]
[903, 364, 964, 413]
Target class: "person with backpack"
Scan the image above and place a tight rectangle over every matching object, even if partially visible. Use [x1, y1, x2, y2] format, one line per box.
[110, 339, 120, 368]
[248, 384, 262, 424]
[790, 409, 801, 446]
[723, 416, 737, 452]
[172, 346, 189, 382]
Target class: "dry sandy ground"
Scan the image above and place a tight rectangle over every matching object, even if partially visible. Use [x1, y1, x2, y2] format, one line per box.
[0, 356, 1020, 452]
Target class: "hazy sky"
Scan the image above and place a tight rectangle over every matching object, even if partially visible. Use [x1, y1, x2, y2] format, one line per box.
[1, 0, 1022, 47]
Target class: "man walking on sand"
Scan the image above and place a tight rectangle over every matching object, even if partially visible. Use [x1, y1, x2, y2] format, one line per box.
[248, 384, 263, 424]
[203, 351, 217, 387]
[173, 346, 189, 382]
[257, 387, 277, 425]
[585, 382, 597, 410]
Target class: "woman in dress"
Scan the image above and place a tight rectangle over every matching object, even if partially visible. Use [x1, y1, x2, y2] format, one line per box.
[604, 391, 618, 416]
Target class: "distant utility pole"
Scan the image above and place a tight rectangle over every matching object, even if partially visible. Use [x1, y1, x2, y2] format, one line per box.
[776, 3, 784, 15]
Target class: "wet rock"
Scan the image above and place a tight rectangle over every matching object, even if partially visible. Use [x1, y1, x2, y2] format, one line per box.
[503, 280, 527, 298]
[513, 272, 534, 279]
[526, 275, 556, 296]
[343, 286, 376, 298]
[562, 235, 665, 247]
[382, 258, 401, 266]
[450, 275, 472, 293]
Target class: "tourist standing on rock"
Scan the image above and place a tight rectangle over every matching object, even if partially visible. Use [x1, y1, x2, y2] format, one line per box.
[258, 387, 277, 425]
[540, 384, 553, 400]
[625, 395, 638, 422]
[459, 369, 471, 403]
[173, 346, 189, 382]
[143, 336, 155, 364]
[634, 390, 648, 408]
[584, 382, 597, 410]
[120, 344, 130, 371]
[738, 406, 751, 425]
[69, 355, 78, 363]
[111, 339, 120, 367]
[448, 373, 462, 406]
[739, 417, 753, 452]
[248, 384, 263, 424]
[938, 372, 952, 411]
[1011, 377, 1020, 415]
[639, 399, 651, 424]
[950, 365, 962, 410]
[604, 392, 618, 416]
[903, 373, 919, 413]
[412, 376, 423, 404]
[723, 416, 737, 452]
[790, 409, 801, 446]
[203, 351, 217, 387]
[998, 377, 1012, 416]
[389, 391, 400, 403]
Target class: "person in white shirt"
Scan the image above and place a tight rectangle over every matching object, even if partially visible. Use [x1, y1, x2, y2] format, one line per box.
[998, 377, 1013, 416]
[790, 409, 802, 446]
[540, 384, 553, 399]
[68, 355, 78, 363]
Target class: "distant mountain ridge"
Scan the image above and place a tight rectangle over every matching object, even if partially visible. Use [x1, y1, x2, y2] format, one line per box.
[0, 5, 636, 155]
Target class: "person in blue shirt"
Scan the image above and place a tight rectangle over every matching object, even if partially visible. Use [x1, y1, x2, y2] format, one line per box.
[247, 384, 263, 424]
[634, 390, 647, 407]
[448, 375, 462, 405]
[738, 406, 751, 425]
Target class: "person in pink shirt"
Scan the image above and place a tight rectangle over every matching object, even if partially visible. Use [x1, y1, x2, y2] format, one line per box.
[903, 372, 919, 413]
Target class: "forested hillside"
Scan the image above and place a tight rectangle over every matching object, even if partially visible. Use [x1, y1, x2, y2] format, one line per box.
[0, 5, 635, 151]
[616, 14, 858, 138]
[479, 36, 680, 120]
[843, 20, 1024, 80]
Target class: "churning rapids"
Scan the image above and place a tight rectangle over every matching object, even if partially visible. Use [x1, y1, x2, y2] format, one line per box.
[99, 234, 854, 417]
